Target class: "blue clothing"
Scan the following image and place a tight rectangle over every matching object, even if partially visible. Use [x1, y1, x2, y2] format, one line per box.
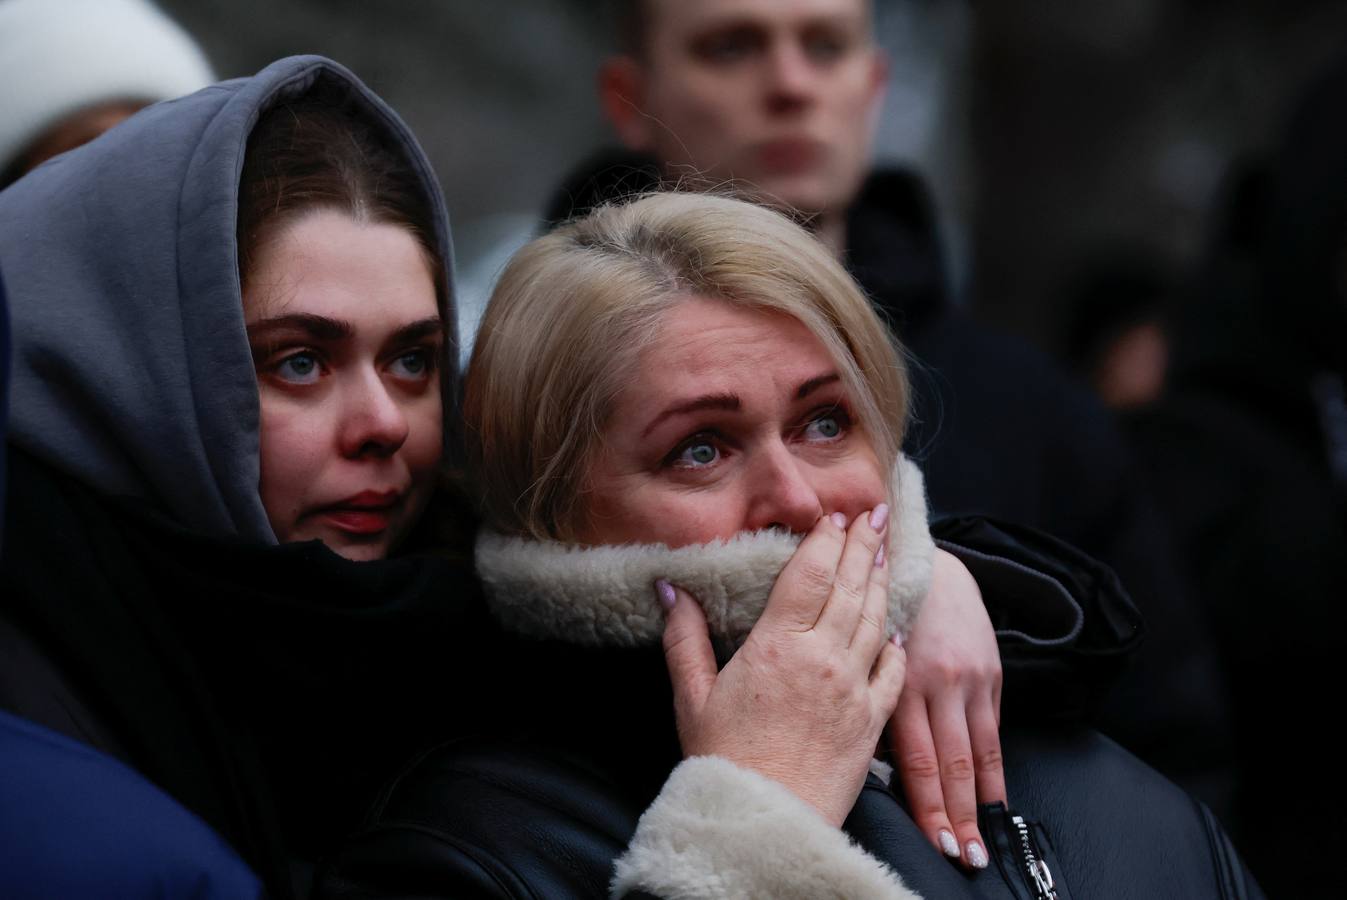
[0, 709, 262, 899]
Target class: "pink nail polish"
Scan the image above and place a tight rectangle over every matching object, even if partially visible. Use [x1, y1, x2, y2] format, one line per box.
[829, 512, 848, 529]
[655, 579, 677, 611]
[874, 542, 886, 568]
[869, 503, 890, 531]
[891, 630, 904, 648]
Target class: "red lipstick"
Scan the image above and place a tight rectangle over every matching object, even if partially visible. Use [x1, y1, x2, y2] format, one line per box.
[315, 490, 401, 535]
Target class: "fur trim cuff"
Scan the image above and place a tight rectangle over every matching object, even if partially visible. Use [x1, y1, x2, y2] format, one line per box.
[609, 757, 921, 899]
[477, 456, 934, 648]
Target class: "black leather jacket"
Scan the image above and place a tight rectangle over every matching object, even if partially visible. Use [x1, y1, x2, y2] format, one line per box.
[317, 729, 1257, 899]
[315, 522, 1263, 899]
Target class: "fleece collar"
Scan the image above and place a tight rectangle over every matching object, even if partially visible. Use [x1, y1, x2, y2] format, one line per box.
[476, 456, 934, 648]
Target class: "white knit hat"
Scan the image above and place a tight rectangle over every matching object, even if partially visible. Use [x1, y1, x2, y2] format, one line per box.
[0, 0, 215, 172]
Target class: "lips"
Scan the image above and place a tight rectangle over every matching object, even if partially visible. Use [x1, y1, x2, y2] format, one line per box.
[314, 489, 402, 536]
[754, 138, 825, 174]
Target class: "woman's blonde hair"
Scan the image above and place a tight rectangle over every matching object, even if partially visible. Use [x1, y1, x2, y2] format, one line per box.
[463, 191, 908, 540]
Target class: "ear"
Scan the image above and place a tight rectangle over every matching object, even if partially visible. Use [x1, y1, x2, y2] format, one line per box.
[599, 55, 655, 151]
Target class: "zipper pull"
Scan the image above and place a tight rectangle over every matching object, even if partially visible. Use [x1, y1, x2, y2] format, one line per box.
[1012, 814, 1059, 900]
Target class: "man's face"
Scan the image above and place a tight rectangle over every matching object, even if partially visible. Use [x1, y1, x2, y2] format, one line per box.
[615, 0, 885, 219]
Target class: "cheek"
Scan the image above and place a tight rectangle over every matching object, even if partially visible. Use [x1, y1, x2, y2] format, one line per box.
[256, 397, 329, 525]
[656, 77, 746, 152]
[402, 399, 444, 488]
[578, 475, 740, 548]
[816, 457, 888, 522]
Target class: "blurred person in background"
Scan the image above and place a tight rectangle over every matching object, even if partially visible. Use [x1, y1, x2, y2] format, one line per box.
[1132, 51, 1347, 898]
[0, 0, 213, 189]
[547, 0, 1235, 825]
[1056, 253, 1175, 412]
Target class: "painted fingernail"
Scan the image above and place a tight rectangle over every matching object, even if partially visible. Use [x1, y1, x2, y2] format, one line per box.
[655, 579, 677, 611]
[874, 542, 886, 568]
[869, 503, 890, 531]
[939, 830, 959, 858]
[830, 512, 848, 529]
[966, 840, 988, 869]
[890, 630, 904, 648]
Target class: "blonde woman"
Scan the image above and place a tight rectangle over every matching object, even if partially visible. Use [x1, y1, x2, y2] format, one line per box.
[320, 193, 1259, 899]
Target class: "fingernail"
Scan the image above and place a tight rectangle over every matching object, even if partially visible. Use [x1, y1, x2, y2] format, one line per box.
[939, 830, 959, 858]
[655, 579, 677, 611]
[890, 630, 904, 648]
[874, 542, 886, 568]
[829, 512, 848, 529]
[966, 840, 988, 869]
[868, 503, 890, 531]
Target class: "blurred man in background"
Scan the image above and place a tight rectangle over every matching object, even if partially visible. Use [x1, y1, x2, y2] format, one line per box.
[0, 0, 213, 188]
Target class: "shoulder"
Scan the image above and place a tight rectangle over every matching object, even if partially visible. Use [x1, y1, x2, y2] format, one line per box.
[315, 739, 650, 898]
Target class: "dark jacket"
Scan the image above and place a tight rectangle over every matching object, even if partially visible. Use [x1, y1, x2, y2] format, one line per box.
[0, 448, 505, 898]
[315, 520, 1260, 900]
[543, 154, 1235, 813]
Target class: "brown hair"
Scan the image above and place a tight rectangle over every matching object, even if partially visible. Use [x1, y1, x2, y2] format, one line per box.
[463, 191, 908, 540]
[236, 83, 445, 310]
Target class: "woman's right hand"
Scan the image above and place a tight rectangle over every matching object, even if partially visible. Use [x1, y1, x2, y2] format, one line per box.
[656, 507, 906, 828]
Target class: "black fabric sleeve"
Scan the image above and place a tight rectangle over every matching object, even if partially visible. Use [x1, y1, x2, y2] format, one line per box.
[931, 516, 1145, 723]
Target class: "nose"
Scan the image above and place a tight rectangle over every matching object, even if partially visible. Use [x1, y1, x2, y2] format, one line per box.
[338, 370, 410, 459]
[742, 441, 824, 534]
[764, 41, 818, 114]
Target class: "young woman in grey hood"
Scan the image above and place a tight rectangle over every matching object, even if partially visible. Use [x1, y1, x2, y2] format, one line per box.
[0, 56, 486, 895]
[0, 54, 1191, 899]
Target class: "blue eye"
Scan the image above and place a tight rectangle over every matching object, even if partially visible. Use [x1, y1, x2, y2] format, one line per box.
[390, 349, 433, 380]
[675, 440, 719, 468]
[805, 414, 843, 441]
[276, 352, 321, 384]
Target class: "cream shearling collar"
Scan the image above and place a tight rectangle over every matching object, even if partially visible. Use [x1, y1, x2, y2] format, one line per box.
[476, 456, 934, 648]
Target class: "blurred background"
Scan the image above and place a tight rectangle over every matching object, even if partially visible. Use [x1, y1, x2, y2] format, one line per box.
[156, 0, 1347, 360]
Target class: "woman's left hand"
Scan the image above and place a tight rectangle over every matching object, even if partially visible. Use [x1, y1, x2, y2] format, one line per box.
[888, 547, 1005, 870]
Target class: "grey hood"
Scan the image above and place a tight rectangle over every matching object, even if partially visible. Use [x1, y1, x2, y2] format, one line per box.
[0, 55, 455, 540]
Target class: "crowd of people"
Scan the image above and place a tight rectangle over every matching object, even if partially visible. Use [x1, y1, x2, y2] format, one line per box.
[0, 0, 1340, 897]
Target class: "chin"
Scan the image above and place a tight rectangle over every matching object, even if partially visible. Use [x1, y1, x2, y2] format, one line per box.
[750, 178, 841, 222]
[327, 540, 390, 562]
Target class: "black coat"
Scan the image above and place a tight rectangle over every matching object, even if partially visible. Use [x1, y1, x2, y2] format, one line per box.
[314, 520, 1260, 900]
[0, 449, 509, 898]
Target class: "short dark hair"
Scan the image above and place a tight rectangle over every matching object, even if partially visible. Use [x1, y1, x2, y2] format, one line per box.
[236, 81, 445, 309]
[609, 0, 877, 57]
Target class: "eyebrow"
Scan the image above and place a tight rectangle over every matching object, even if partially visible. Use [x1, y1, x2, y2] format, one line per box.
[797, 373, 840, 399]
[641, 393, 740, 438]
[245, 314, 443, 345]
[387, 317, 445, 345]
[640, 372, 842, 439]
[245, 313, 353, 342]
